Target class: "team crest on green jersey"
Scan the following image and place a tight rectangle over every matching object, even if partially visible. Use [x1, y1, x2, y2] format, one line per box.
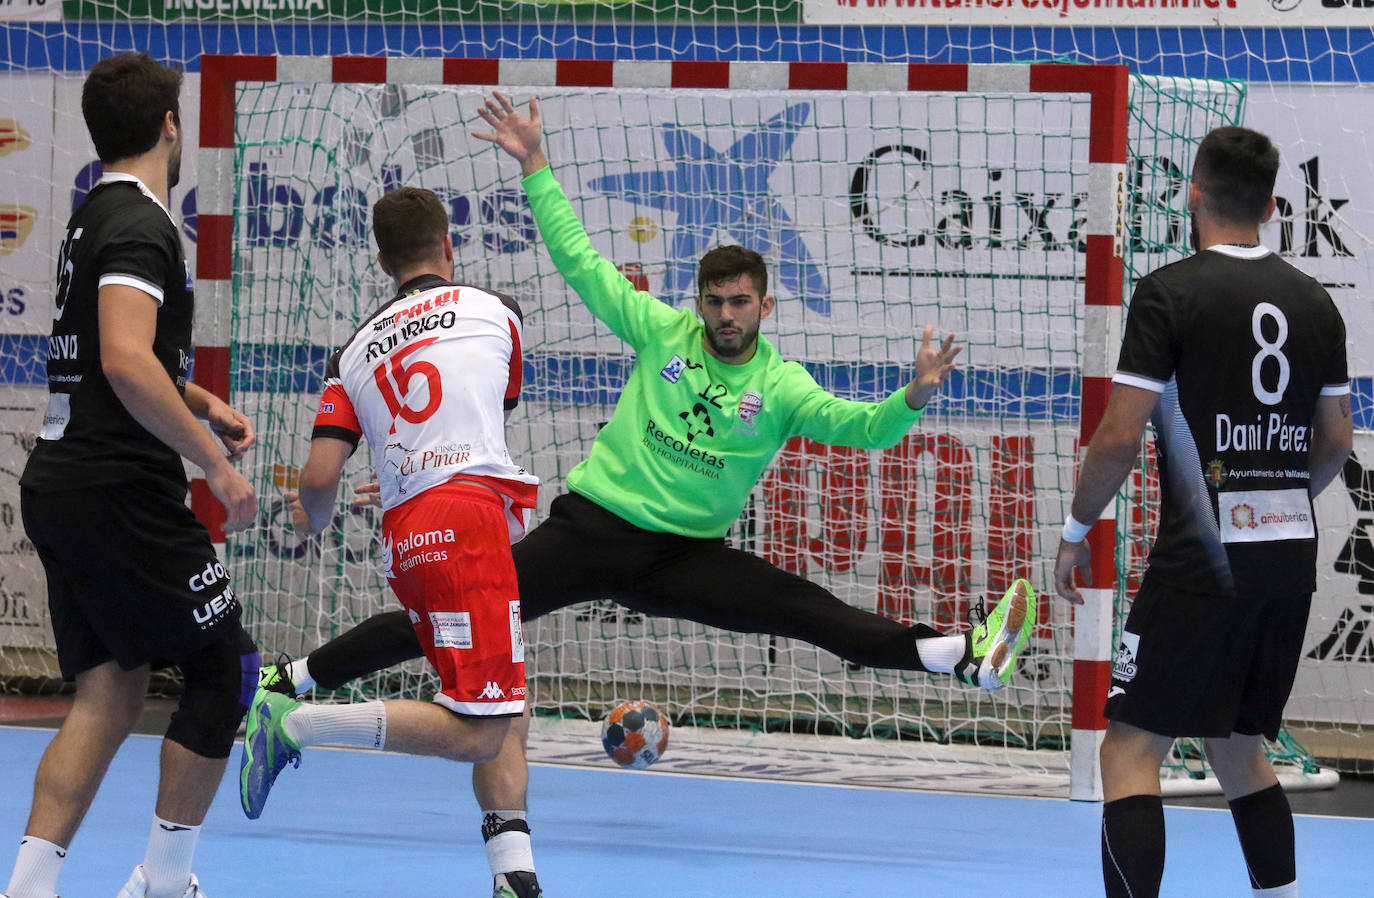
[738, 391, 763, 426]
[660, 354, 687, 383]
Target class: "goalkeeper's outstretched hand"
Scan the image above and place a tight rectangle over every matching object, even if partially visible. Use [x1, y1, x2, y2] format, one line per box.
[473, 90, 549, 177]
[904, 324, 961, 411]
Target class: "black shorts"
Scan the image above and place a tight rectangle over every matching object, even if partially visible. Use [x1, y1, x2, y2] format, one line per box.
[511, 491, 922, 671]
[1103, 574, 1311, 740]
[21, 482, 244, 680]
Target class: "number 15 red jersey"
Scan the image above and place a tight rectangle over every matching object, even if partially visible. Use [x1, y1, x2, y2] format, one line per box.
[312, 274, 539, 536]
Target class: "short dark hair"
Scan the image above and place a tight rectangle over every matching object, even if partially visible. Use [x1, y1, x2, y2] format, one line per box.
[373, 187, 449, 272]
[697, 245, 768, 298]
[81, 53, 182, 164]
[1192, 126, 1280, 224]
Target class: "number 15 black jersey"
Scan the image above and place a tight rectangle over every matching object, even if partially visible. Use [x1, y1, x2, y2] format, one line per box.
[1113, 244, 1349, 597]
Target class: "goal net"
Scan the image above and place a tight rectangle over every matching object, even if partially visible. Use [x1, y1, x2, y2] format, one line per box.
[209, 60, 1240, 796]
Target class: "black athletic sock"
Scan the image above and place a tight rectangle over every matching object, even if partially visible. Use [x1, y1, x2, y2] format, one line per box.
[1101, 794, 1165, 898]
[1228, 783, 1296, 890]
[308, 610, 423, 689]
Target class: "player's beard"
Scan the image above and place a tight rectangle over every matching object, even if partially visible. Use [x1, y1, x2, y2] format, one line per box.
[704, 319, 759, 359]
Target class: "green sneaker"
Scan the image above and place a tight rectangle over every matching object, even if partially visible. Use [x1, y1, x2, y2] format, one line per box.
[493, 872, 543, 898]
[239, 689, 302, 819]
[953, 578, 1036, 691]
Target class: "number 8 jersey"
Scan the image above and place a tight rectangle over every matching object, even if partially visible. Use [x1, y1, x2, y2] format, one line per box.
[312, 274, 539, 539]
[1113, 244, 1349, 596]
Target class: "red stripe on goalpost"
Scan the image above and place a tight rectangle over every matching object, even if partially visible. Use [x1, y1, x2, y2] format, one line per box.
[788, 62, 849, 91]
[443, 58, 501, 85]
[333, 56, 387, 83]
[907, 63, 969, 92]
[196, 214, 232, 281]
[199, 55, 275, 149]
[1072, 660, 1112, 730]
[1084, 232, 1124, 311]
[556, 60, 616, 87]
[1079, 377, 1113, 446]
[671, 61, 731, 89]
[1029, 63, 1129, 165]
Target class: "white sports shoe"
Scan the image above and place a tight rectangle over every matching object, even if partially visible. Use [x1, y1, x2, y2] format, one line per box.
[116, 865, 207, 898]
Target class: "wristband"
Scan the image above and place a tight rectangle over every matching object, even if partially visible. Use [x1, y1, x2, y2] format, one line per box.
[1062, 514, 1091, 543]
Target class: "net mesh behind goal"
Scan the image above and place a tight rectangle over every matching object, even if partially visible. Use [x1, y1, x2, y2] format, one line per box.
[218, 65, 1240, 792]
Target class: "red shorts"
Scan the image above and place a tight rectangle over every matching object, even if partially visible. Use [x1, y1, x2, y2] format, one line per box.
[382, 480, 527, 716]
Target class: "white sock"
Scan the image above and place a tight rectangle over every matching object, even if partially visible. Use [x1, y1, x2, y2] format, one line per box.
[915, 635, 967, 673]
[286, 658, 315, 693]
[142, 816, 200, 898]
[483, 811, 534, 876]
[1254, 883, 1299, 897]
[282, 700, 387, 749]
[6, 836, 65, 898]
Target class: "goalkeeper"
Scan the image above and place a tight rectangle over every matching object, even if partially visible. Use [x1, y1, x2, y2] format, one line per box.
[258, 91, 1035, 898]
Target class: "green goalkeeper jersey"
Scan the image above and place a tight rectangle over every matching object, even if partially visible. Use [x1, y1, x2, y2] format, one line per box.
[523, 165, 925, 539]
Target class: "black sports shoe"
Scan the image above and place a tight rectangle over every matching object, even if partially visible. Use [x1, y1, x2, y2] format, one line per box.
[257, 653, 299, 697]
[493, 871, 543, 898]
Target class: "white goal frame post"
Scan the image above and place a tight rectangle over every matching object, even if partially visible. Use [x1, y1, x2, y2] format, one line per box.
[193, 55, 1128, 801]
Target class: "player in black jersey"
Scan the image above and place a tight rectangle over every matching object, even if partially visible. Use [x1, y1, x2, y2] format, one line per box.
[4, 54, 260, 898]
[1054, 127, 1353, 898]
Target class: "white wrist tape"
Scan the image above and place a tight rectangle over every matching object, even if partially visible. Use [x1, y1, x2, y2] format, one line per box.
[1062, 514, 1091, 543]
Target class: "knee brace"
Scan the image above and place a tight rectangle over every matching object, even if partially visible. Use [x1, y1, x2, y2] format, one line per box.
[166, 626, 259, 759]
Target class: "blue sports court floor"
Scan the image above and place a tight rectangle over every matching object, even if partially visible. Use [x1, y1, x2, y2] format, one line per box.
[1, 707, 1371, 897]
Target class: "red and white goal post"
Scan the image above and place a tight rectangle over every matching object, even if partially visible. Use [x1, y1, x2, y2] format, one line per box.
[193, 55, 1239, 800]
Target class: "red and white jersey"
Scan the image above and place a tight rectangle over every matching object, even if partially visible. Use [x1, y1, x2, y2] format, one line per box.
[313, 274, 538, 539]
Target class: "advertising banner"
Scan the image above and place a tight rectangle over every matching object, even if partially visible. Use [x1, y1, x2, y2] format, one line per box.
[803, 0, 1374, 28]
[1246, 84, 1374, 724]
[1251, 84, 1374, 379]
[0, 0, 60, 21]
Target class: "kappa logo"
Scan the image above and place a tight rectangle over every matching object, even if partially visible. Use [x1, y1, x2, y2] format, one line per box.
[478, 681, 506, 700]
[1113, 631, 1140, 683]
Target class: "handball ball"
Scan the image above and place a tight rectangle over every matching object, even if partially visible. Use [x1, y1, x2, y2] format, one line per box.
[600, 700, 669, 769]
